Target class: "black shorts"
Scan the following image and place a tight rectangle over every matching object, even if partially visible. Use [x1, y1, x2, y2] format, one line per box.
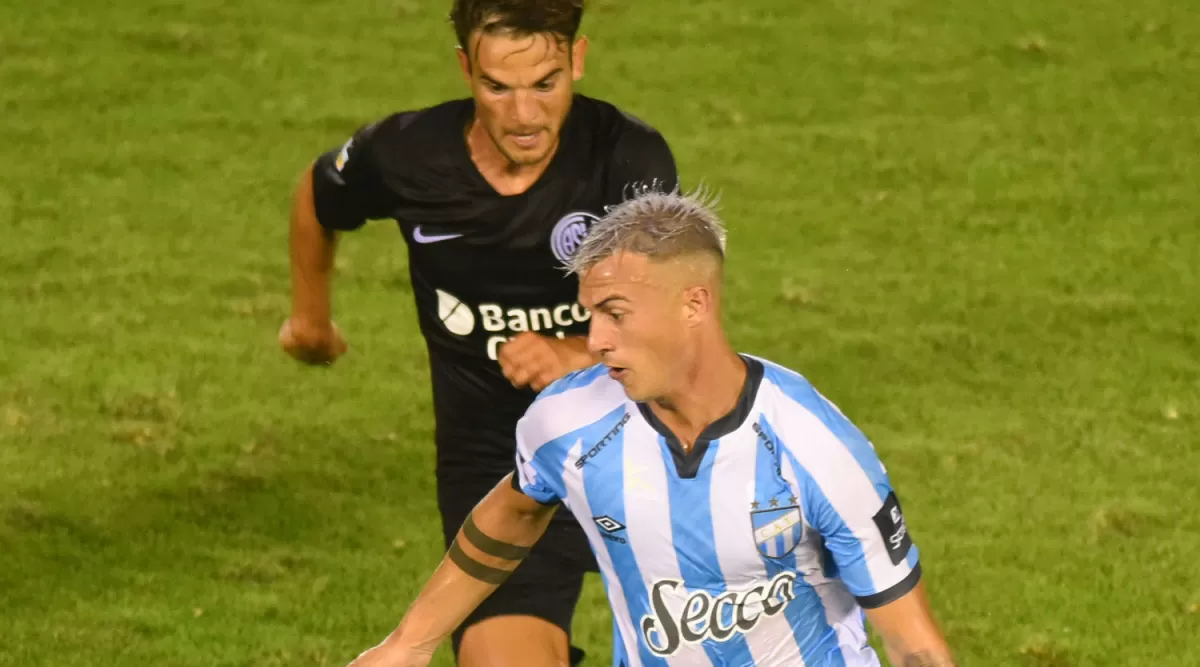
[438, 473, 597, 665]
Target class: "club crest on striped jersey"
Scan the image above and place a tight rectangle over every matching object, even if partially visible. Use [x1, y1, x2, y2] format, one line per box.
[750, 498, 803, 559]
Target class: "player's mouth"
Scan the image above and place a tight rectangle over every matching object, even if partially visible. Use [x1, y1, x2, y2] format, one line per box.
[608, 366, 628, 382]
[508, 130, 544, 149]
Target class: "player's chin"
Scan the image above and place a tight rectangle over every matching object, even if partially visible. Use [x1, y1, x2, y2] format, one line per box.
[608, 367, 643, 397]
[503, 135, 551, 163]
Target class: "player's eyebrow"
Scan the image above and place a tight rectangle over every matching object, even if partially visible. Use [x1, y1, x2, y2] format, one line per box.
[479, 72, 509, 88]
[593, 295, 628, 311]
[480, 68, 563, 89]
[533, 68, 564, 85]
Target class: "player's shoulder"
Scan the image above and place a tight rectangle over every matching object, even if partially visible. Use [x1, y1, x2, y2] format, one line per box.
[748, 353, 887, 475]
[572, 95, 671, 152]
[354, 98, 471, 158]
[748, 354, 820, 400]
[749, 354, 858, 440]
[517, 364, 629, 448]
[538, 362, 612, 397]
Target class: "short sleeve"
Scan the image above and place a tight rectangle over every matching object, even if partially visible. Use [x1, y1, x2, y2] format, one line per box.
[609, 122, 679, 198]
[511, 414, 567, 506]
[310, 120, 398, 232]
[800, 450, 921, 609]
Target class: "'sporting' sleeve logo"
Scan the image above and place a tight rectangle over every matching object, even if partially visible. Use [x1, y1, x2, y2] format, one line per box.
[550, 212, 599, 264]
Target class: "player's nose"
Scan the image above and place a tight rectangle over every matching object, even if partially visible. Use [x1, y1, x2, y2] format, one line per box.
[511, 89, 544, 126]
[586, 326, 612, 358]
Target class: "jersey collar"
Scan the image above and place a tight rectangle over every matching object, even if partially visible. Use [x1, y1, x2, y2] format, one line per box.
[636, 355, 765, 479]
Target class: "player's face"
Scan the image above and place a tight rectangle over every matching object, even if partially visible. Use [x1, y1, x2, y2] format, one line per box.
[579, 252, 694, 402]
[459, 30, 588, 167]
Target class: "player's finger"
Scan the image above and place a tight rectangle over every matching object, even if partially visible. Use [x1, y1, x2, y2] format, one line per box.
[508, 367, 534, 389]
[531, 371, 556, 392]
[534, 361, 569, 390]
[507, 331, 540, 346]
[495, 336, 537, 365]
[506, 346, 548, 373]
[497, 354, 518, 382]
[495, 337, 523, 366]
[498, 335, 538, 363]
[498, 354, 533, 387]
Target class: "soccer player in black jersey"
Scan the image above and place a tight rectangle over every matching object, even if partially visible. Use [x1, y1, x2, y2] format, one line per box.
[279, 1, 678, 665]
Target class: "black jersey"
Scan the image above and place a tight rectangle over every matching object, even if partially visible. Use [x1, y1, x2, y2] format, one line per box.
[310, 94, 678, 483]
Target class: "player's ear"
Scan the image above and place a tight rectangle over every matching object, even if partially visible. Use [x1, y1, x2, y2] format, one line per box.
[456, 45, 472, 82]
[570, 35, 589, 80]
[682, 285, 712, 327]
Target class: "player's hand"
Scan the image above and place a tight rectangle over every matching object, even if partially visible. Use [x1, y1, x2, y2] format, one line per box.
[345, 643, 434, 667]
[498, 332, 593, 392]
[278, 316, 348, 365]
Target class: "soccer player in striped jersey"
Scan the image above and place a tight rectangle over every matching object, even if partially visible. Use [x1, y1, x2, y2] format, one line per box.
[345, 190, 956, 667]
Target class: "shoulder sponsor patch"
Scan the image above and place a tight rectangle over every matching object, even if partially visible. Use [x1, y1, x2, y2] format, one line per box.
[871, 491, 912, 566]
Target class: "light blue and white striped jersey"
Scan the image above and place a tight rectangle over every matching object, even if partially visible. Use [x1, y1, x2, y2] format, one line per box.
[512, 355, 921, 667]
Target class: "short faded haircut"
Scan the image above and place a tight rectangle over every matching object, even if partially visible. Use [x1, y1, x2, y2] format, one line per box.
[566, 187, 727, 277]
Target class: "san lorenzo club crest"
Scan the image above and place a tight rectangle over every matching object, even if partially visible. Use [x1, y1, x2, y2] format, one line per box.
[751, 499, 803, 559]
[550, 211, 599, 264]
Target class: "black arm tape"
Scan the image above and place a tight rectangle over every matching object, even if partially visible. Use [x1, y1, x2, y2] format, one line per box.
[463, 512, 532, 560]
[855, 563, 923, 609]
[447, 539, 514, 585]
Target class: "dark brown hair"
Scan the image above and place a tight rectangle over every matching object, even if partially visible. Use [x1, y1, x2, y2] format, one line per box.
[450, 0, 585, 52]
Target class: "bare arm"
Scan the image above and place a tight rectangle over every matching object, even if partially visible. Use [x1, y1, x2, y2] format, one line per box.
[865, 581, 955, 666]
[289, 164, 338, 327]
[348, 474, 557, 666]
[280, 164, 347, 364]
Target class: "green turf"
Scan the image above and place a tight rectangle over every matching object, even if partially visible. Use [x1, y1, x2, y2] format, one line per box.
[2, 0, 1198, 665]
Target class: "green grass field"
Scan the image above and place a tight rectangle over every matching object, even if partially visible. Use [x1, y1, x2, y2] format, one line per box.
[2, 0, 1199, 665]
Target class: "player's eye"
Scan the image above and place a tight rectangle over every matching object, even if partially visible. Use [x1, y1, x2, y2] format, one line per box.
[608, 311, 624, 323]
[484, 81, 508, 93]
[534, 80, 555, 92]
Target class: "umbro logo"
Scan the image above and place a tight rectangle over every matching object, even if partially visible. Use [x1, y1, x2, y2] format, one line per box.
[594, 516, 625, 533]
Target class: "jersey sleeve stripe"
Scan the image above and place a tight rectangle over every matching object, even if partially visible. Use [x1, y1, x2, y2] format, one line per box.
[757, 360, 891, 501]
[519, 370, 628, 460]
[576, 419, 671, 667]
[766, 382, 918, 598]
[662, 436, 758, 665]
[537, 363, 610, 399]
[515, 375, 629, 504]
[778, 443, 879, 598]
[772, 429, 879, 662]
[620, 422, 714, 666]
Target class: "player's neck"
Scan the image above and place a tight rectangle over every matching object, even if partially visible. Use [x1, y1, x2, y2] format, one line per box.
[649, 344, 747, 451]
[465, 118, 559, 196]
